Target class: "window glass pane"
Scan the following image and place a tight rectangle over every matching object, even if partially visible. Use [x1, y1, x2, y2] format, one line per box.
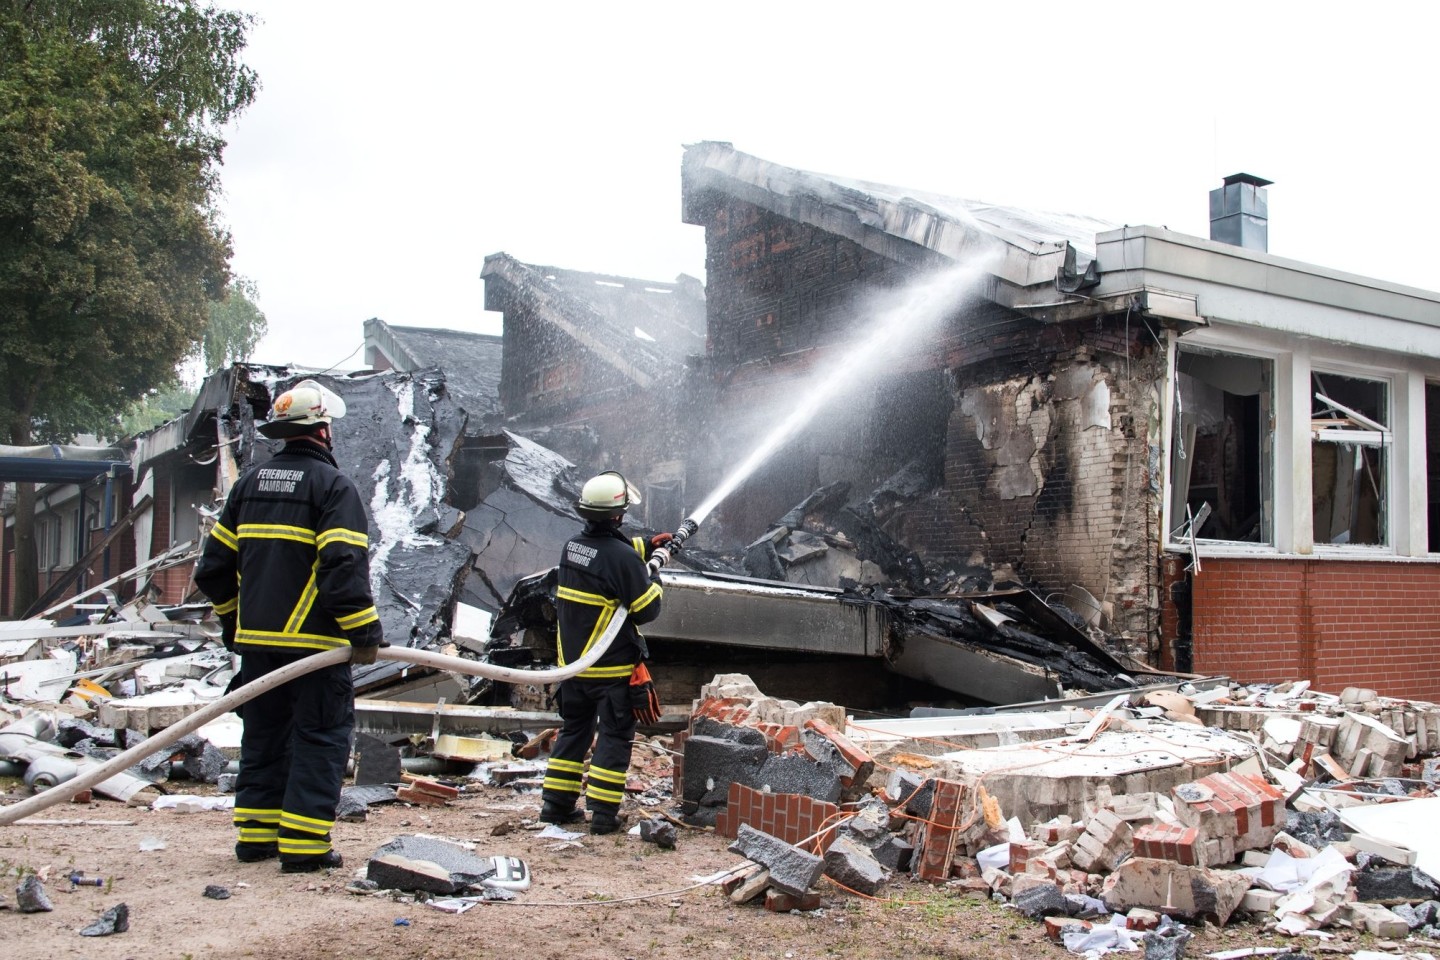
[1171, 348, 1273, 544]
[1311, 371, 1387, 546]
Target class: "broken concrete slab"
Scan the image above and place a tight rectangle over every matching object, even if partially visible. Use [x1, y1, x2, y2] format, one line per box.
[935, 720, 1257, 825]
[354, 733, 403, 786]
[1101, 858, 1251, 924]
[366, 835, 497, 895]
[681, 735, 767, 807]
[1012, 881, 1068, 919]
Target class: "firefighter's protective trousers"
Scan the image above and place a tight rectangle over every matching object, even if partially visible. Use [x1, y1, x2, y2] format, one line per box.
[544, 677, 636, 816]
[231, 649, 354, 859]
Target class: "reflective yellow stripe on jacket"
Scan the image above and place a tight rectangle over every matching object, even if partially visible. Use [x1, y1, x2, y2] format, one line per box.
[556, 585, 634, 679]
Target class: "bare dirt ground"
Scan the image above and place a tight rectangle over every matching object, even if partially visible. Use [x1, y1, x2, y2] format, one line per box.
[2, 776, 1384, 960]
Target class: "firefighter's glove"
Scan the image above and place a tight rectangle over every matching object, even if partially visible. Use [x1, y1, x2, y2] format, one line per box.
[650, 532, 675, 550]
[349, 640, 388, 666]
[219, 612, 237, 652]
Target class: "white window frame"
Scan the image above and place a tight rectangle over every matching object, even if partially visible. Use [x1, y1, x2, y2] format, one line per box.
[1165, 326, 1432, 560]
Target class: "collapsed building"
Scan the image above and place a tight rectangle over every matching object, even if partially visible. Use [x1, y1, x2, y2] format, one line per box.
[4, 144, 1440, 711]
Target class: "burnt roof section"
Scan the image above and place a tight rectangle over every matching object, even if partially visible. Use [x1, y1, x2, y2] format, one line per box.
[681, 141, 1116, 289]
[481, 253, 705, 390]
[363, 318, 503, 424]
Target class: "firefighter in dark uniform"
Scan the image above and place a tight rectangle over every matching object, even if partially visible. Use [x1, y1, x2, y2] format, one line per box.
[540, 471, 668, 834]
[195, 379, 384, 872]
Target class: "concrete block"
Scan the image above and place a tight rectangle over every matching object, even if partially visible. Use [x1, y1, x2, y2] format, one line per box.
[755, 752, 841, 803]
[728, 824, 824, 897]
[692, 717, 767, 746]
[1241, 888, 1283, 913]
[1348, 833, 1416, 866]
[681, 735, 767, 805]
[1345, 901, 1411, 938]
[1101, 857, 1251, 925]
[354, 733, 402, 786]
[365, 835, 497, 894]
[801, 718, 875, 789]
[1071, 810, 1132, 873]
[822, 835, 888, 896]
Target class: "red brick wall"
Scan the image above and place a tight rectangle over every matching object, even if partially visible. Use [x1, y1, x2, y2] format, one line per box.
[1188, 555, 1440, 700]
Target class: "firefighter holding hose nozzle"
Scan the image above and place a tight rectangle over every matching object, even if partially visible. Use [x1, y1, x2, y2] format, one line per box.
[539, 471, 671, 835]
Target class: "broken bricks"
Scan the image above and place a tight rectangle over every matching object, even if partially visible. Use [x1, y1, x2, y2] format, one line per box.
[394, 774, 458, 806]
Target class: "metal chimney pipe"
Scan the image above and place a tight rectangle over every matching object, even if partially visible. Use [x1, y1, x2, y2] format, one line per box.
[1209, 173, 1272, 252]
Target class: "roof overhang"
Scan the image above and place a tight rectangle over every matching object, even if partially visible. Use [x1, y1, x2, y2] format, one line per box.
[0, 445, 131, 484]
[1090, 227, 1440, 359]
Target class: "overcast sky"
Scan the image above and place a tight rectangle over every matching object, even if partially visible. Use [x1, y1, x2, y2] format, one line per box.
[219, 2, 1440, 372]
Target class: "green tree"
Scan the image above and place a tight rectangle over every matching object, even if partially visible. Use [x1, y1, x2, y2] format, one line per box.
[0, 0, 258, 615]
[202, 275, 267, 370]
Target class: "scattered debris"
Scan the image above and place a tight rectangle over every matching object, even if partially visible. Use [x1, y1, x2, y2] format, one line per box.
[202, 885, 231, 900]
[16, 874, 54, 913]
[78, 902, 129, 936]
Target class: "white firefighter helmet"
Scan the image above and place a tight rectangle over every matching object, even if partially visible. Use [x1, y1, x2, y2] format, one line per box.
[257, 379, 347, 439]
[576, 471, 641, 520]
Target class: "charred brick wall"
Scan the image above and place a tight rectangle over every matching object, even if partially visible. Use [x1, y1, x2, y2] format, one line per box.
[914, 325, 1164, 642]
[699, 200, 909, 370]
[690, 194, 1165, 642]
[1188, 555, 1440, 701]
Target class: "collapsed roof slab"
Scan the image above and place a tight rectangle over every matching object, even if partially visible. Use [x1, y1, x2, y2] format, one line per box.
[456, 432, 585, 611]
[933, 720, 1257, 825]
[645, 573, 1133, 705]
[266, 370, 471, 690]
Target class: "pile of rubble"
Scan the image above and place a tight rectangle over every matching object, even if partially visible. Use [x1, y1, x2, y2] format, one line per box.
[676, 674, 1440, 954]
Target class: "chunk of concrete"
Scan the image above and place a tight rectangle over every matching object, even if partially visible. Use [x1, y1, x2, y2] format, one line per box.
[1013, 881, 1068, 919]
[79, 903, 130, 936]
[1101, 858, 1250, 924]
[16, 874, 53, 912]
[1344, 901, 1410, 938]
[822, 835, 888, 896]
[354, 734, 403, 786]
[682, 735, 768, 805]
[727, 824, 824, 897]
[365, 835, 497, 895]
[1351, 861, 1440, 904]
[755, 753, 841, 804]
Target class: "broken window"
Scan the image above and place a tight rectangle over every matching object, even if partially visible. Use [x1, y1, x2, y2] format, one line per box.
[1170, 347, 1273, 544]
[1311, 371, 1388, 546]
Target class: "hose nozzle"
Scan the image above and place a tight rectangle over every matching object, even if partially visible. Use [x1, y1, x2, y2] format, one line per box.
[647, 516, 700, 575]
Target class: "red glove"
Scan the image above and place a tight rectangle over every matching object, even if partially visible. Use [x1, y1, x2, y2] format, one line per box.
[650, 532, 674, 549]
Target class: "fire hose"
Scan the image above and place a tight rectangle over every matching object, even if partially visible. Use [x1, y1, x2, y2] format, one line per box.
[0, 517, 701, 827]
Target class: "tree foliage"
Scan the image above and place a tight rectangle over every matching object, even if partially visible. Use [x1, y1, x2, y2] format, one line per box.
[203, 274, 267, 370]
[0, 0, 257, 613]
[0, 0, 258, 446]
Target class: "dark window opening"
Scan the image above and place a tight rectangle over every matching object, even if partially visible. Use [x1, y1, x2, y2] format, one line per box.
[1170, 348, 1272, 543]
[1427, 382, 1440, 552]
[1311, 371, 1388, 546]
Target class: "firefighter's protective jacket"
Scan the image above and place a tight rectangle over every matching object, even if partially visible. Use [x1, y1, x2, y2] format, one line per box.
[195, 443, 381, 653]
[556, 522, 662, 679]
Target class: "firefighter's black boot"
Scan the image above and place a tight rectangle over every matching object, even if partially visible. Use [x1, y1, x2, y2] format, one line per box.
[589, 811, 621, 835]
[235, 842, 278, 863]
[279, 850, 343, 874]
[539, 800, 584, 825]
